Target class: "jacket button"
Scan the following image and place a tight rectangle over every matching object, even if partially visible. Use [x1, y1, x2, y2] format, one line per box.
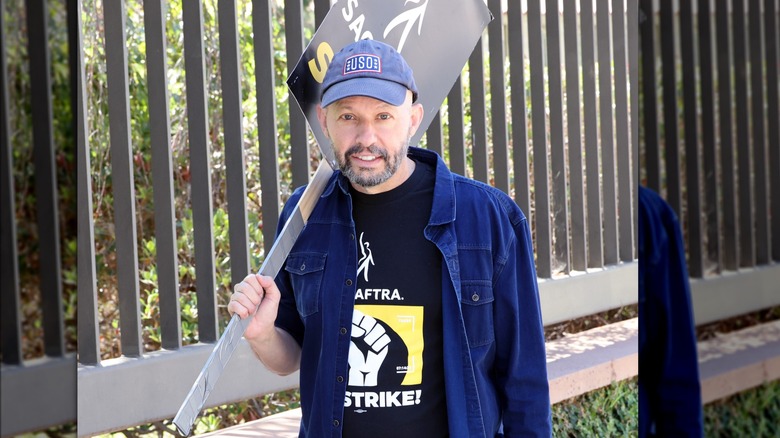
[300, 263, 306, 271]
[471, 293, 480, 302]
[340, 327, 348, 335]
[333, 419, 340, 427]
[346, 279, 353, 286]
[349, 233, 355, 240]
[337, 376, 344, 383]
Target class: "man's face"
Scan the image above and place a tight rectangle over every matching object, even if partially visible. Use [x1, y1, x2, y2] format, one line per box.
[317, 92, 423, 194]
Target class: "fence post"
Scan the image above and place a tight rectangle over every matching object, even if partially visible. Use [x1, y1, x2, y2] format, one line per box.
[527, 0, 552, 278]
[146, 0, 182, 349]
[77, 0, 100, 365]
[0, 2, 23, 365]
[26, 0, 66, 357]
[104, 0, 143, 356]
[680, 0, 703, 277]
[488, 0, 509, 194]
[183, 0, 219, 342]
[218, 0, 251, 290]
[253, 0, 281, 256]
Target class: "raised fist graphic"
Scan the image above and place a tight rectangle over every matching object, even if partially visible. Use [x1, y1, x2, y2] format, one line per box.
[348, 309, 391, 386]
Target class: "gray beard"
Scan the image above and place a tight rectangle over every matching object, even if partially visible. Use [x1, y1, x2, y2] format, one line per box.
[337, 143, 408, 188]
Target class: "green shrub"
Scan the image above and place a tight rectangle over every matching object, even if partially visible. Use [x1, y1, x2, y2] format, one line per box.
[552, 378, 638, 437]
[704, 381, 780, 437]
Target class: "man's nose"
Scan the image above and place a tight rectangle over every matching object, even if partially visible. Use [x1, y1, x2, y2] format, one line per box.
[355, 120, 378, 146]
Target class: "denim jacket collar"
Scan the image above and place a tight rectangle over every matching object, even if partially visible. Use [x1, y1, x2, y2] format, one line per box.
[319, 147, 456, 226]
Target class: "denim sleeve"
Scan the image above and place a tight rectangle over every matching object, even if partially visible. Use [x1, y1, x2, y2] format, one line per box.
[492, 215, 552, 437]
[639, 187, 703, 437]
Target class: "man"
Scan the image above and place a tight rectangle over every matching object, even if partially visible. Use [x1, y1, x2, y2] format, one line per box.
[229, 39, 551, 437]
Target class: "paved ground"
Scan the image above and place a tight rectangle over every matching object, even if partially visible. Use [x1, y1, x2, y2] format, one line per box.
[199, 318, 780, 436]
[698, 320, 780, 403]
[201, 318, 641, 436]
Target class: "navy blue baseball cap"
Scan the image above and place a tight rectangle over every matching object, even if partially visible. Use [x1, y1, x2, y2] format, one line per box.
[320, 39, 419, 108]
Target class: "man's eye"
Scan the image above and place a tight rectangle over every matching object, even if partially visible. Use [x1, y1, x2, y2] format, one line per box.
[378, 114, 391, 120]
[341, 114, 355, 121]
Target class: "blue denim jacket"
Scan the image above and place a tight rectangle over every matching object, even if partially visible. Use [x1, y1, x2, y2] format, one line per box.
[274, 147, 551, 437]
[638, 187, 703, 437]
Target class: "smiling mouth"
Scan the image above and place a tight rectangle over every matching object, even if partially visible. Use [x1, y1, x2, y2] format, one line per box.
[353, 154, 381, 163]
[345, 145, 388, 166]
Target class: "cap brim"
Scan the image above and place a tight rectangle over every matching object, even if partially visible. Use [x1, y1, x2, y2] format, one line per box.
[321, 77, 409, 107]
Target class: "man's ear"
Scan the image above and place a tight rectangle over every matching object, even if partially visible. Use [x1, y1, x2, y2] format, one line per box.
[316, 104, 328, 138]
[408, 102, 425, 138]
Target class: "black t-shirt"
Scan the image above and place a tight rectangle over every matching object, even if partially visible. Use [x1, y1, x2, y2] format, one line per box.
[342, 158, 449, 437]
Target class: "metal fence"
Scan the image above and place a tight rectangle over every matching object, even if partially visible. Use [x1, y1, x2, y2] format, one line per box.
[2, 0, 78, 435]
[638, 0, 780, 325]
[0, 0, 644, 435]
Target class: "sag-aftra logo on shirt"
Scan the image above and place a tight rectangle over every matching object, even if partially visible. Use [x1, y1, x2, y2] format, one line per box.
[348, 233, 426, 412]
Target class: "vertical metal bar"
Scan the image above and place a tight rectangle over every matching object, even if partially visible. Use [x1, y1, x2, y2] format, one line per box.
[733, 0, 754, 267]
[660, 0, 680, 215]
[582, 0, 603, 268]
[613, 0, 634, 263]
[76, 0, 100, 365]
[698, 0, 721, 272]
[698, 0, 720, 276]
[766, 0, 780, 262]
[314, 0, 330, 27]
[749, 0, 769, 265]
[286, 0, 310, 188]
[448, 76, 467, 176]
[680, 0, 703, 278]
[546, 0, 570, 274]
[628, 0, 640, 259]
[508, 0, 530, 217]
[68, 0, 77, 142]
[469, 38, 489, 184]
[27, 0, 65, 357]
[67, 0, 79, 355]
[527, 0, 551, 278]
[0, 1, 23, 364]
[488, 0, 509, 193]
[426, 111, 443, 156]
[103, 0, 142, 356]
[67, 3, 78, 357]
[183, 0, 218, 342]
[640, 0, 659, 192]
[563, 0, 586, 271]
[218, 0, 251, 292]
[253, 0, 281, 255]
[597, 0, 617, 266]
[716, 0, 738, 270]
[146, 0, 181, 349]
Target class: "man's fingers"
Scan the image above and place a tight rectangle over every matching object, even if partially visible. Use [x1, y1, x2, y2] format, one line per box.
[234, 279, 262, 304]
[227, 297, 250, 319]
[256, 274, 282, 302]
[255, 274, 275, 293]
[229, 276, 261, 319]
[243, 274, 263, 292]
[229, 274, 279, 320]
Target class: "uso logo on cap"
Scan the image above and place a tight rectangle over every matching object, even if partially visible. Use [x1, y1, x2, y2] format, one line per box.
[343, 54, 382, 75]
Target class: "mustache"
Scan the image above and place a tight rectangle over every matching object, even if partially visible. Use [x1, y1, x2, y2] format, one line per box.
[344, 144, 389, 160]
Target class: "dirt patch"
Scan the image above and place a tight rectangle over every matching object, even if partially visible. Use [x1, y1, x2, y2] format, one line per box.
[696, 306, 780, 341]
[544, 305, 638, 342]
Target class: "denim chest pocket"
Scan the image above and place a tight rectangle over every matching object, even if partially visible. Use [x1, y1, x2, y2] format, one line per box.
[285, 252, 327, 317]
[460, 281, 495, 347]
